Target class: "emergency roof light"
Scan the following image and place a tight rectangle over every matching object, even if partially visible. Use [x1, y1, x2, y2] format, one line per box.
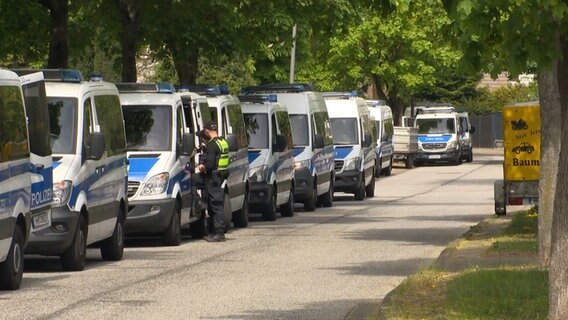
[237, 94, 278, 104]
[366, 100, 387, 108]
[241, 83, 314, 94]
[321, 91, 358, 100]
[175, 84, 229, 96]
[17, 69, 83, 83]
[90, 72, 103, 82]
[115, 82, 175, 94]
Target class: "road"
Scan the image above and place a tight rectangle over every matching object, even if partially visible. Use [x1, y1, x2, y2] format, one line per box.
[1, 150, 503, 320]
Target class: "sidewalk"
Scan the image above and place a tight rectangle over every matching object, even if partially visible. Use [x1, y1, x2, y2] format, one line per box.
[473, 147, 504, 156]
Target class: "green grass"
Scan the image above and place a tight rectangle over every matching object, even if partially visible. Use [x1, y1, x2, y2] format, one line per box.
[382, 209, 547, 320]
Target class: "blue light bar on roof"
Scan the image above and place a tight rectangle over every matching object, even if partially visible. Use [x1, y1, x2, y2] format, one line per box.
[241, 83, 314, 94]
[321, 91, 357, 99]
[115, 82, 175, 93]
[175, 84, 229, 96]
[238, 94, 278, 104]
[40, 69, 83, 83]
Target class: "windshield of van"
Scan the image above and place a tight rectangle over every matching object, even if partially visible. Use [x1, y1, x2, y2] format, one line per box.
[122, 105, 172, 151]
[48, 97, 77, 154]
[330, 118, 358, 145]
[289, 114, 309, 146]
[243, 113, 268, 149]
[416, 118, 455, 134]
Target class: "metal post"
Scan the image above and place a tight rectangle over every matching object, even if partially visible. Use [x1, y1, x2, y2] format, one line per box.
[289, 24, 297, 84]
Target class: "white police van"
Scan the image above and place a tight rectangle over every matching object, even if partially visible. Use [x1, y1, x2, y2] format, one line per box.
[415, 111, 464, 165]
[324, 93, 376, 200]
[118, 83, 196, 245]
[0, 70, 32, 289]
[181, 85, 250, 230]
[242, 84, 335, 211]
[458, 112, 475, 162]
[24, 70, 128, 271]
[239, 94, 295, 221]
[367, 100, 394, 177]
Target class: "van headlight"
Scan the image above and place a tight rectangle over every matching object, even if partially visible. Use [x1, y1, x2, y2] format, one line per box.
[142, 173, 169, 195]
[294, 159, 311, 170]
[447, 141, 458, 150]
[249, 165, 268, 182]
[52, 180, 72, 207]
[344, 157, 361, 171]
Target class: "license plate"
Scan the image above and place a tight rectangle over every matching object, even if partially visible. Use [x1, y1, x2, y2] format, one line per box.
[429, 155, 441, 159]
[32, 212, 49, 229]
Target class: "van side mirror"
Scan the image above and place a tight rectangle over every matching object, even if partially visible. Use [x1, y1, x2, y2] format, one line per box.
[226, 134, 239, 152]
[178, 133, 195, 156]
[85, 132, 105, 160]
[273, 135, 287, 153]
[363, 134, 373, 147]
[470, 126, 476, 134]
[313, 134, 324, 149]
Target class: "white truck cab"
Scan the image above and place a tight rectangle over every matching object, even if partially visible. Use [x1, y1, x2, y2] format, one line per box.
[239, 94, 295, 221]
[367, 101, 394, 177]
[242, 84, 335, 211]
[415, 111, 464, 165]
[0, 69, 32, 289]
[118, 83, 196, 246]
[26, 69, 128, 271]
[324, 93, 376, 200]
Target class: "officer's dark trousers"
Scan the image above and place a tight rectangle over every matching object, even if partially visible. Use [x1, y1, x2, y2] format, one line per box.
[206, 177, 225, 235]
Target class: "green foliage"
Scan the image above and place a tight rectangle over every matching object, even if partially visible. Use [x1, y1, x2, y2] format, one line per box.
[462, 82, 539, 115]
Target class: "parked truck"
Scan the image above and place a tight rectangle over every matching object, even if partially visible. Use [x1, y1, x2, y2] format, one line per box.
[494, 102, 540, 215]
[393, 126, 418, 168]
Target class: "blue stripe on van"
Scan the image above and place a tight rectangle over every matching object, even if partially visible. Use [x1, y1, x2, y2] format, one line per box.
[293, 147, 305, 157]
[53, 161, 61, 169]
[248, 150, 261, 164]
[418, 135, 452, 143]
[128, 158, 159, 182]
[334, 146, 353, 160]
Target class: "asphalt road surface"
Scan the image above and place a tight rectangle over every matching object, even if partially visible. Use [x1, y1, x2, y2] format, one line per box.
[1, 150, 503, 320]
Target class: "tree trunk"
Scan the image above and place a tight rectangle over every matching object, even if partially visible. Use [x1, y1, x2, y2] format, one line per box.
[548, 35, 568, 320]
[172, 46, 199, 85]
[40, 0, 68, 68]
[116, 0, 140, 82]
[371, 73, 404, 125]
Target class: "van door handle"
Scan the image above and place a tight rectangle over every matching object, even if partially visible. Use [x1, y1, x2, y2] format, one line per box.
[96, 165, 105, 174]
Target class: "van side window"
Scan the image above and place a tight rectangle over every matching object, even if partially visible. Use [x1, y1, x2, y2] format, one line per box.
[227, 104, 247, 148]
[271, 113, 278, 148]
[94, 95, 126, 156]
[221, 107, 228, 136]
[312, 111, 333, 147]
[22, 81, 51, 157]
[0, 86, 29, 162]
[176, 106, 185, 147]
[182, 104, 194, 134]
[83, 98, 93, 150]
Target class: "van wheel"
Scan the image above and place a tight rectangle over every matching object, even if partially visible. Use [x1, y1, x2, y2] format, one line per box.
[405, 155, 415, 169]
[304, 184, 317, 212]
[100, 209, 125, 261]
[189, 209, 206, 239]
[223, 192, 232, 233]
[262, 188, 277, 221]
[382, 158, 393, 176]
[233, 191, 249, 228]
[162, 201, 181, 246]
[0, 226, 24, 290]
[320, 179, 334, 208]
[365, 174, 376, 198]
[61, 215, 87, 271]
[375, 160, 381, 178]
[466, 151, 473, 163]
[354, 175, 365, 201]
[280, 189, 295, 217]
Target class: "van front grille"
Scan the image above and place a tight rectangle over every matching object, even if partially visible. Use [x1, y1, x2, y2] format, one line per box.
[128, 181, 140, 198]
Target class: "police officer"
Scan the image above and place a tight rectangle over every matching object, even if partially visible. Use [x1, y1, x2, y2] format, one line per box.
[197, 121, 229, 242]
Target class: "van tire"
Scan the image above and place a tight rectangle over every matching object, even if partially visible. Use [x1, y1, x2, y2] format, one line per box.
[280, 189, 295, 217]
[232, 191, 249, 228]
[354, 175, 365, 201]
[100, 209, 125, 261]
[466, 151, 473, 163]
[320, 179, 333, 208]
[365, 174, 375, 198]
[0, 225, 24, 290]
[162, 201, 181, 246]
[189, 209, 206, 239]
[61, 215, 87, 271]
[262, 188, 277, 221]
[304, 184, 317, 212]
[375, 160, 381, 178]
[382, 158, 393, 176]
[405, 155, 414, 169]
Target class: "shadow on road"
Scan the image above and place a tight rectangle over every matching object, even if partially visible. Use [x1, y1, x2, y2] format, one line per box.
[326, 257, 431, 277]
[341, 226, 466, 246]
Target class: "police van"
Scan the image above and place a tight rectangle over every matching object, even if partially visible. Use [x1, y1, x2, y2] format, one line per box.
[324, 93, 376, 200]
[24, 69, 128, 271]
[181, 85, 249, 230]
[458, 112, 475, 162]
[242, 84, 335, 211]
[118, 83, 196, 245]
[0, 70, 32, 289]
[415, 111, 464, 165]
[366, 100, 394, 177]
[239, 94, 295, 221]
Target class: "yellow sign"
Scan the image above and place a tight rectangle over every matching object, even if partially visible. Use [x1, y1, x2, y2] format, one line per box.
[503, 102, 540, 181]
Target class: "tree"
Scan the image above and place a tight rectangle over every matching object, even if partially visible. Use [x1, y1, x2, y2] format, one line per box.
[443, 0, 568, 318]
[39, 0, 69, 68]
[115, 0, 140, 82]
